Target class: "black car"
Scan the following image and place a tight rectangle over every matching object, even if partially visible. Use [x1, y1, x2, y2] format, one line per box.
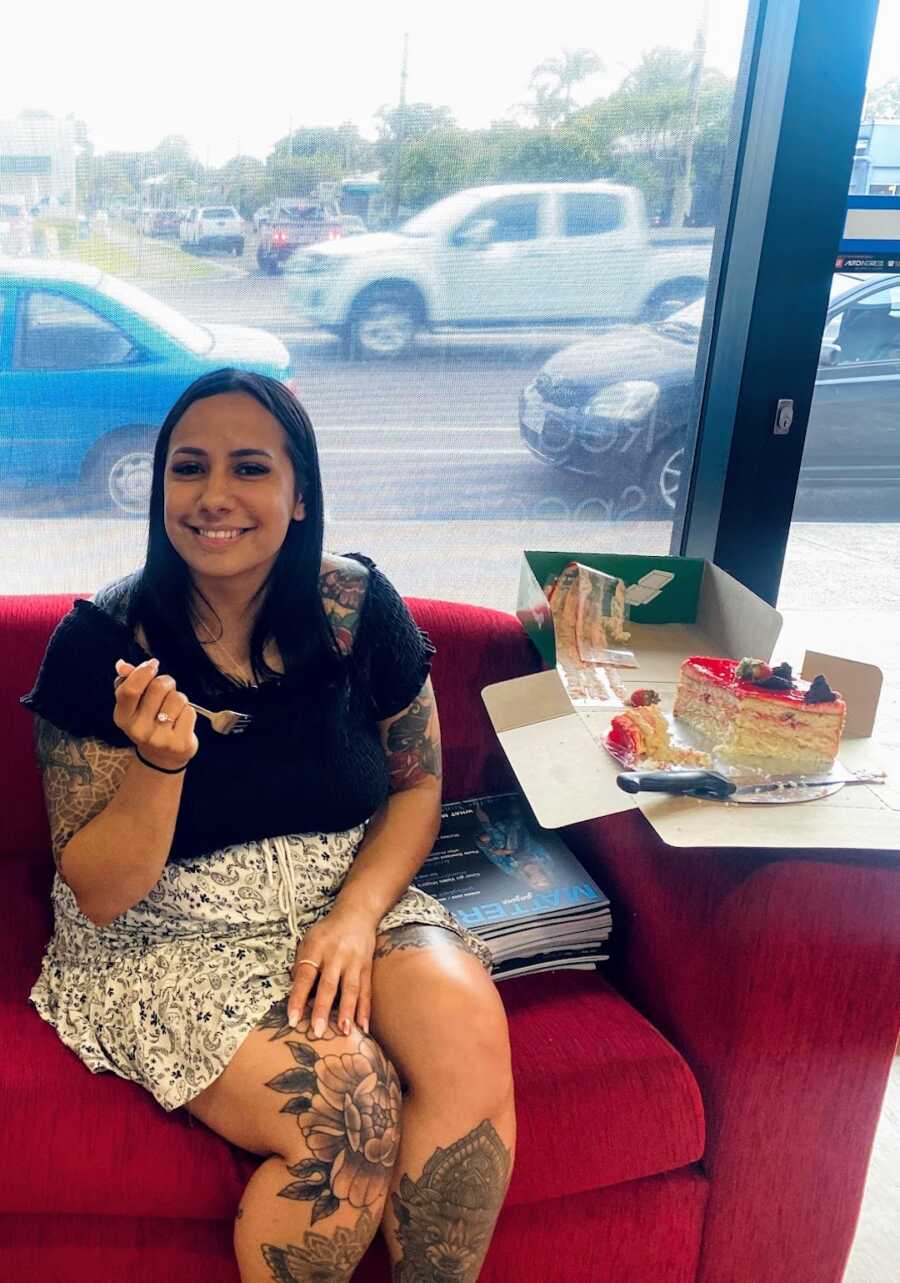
[519, 273, 900, 515]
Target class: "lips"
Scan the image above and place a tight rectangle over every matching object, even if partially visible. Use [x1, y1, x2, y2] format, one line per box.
[187, 524, 255, 547]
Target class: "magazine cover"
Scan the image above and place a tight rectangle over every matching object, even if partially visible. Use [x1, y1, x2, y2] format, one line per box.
[414, 792, 611, 950]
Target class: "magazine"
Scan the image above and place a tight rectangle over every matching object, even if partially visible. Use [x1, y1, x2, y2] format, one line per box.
[413, 791, 613, 980]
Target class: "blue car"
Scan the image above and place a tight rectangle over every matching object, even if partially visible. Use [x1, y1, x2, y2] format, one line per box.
[0, 259, 296, 515]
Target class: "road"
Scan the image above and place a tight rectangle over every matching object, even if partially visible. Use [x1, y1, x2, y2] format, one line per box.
[141, 245, 900, 523]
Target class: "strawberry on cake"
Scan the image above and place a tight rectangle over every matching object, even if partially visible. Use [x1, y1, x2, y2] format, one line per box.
[673, 657, 846, 770]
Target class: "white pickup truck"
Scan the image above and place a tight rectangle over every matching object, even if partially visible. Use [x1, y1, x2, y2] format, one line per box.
[179, 205, 245, 256]
[285, 181, 712, 358]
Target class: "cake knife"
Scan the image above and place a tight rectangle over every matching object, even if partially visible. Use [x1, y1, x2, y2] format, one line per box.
[616, 769, 886, 799]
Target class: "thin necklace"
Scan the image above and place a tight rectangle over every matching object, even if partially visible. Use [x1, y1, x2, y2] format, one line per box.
[196, 616, 257, 686]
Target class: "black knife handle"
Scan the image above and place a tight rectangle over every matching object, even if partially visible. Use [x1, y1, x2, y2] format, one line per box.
[617, 770, 736, 799]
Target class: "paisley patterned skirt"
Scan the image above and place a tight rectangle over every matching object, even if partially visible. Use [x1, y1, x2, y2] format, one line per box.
[29, 826, 492, 1112]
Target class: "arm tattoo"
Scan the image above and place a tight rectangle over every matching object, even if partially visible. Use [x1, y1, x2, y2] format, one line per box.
[33, 716, 131, 881]
[381, 680, 442, 791]
[320, 559, 369, 656]
[392, 1120, 512, 1282]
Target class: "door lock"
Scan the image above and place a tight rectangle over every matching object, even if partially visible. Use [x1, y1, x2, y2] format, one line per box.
[774, 399, 794, 435]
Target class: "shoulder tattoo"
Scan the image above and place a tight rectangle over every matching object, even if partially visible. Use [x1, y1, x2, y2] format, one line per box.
[320, 556, 370, 656]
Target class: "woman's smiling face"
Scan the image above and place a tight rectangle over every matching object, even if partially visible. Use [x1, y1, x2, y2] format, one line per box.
[164, 391, 305, 592]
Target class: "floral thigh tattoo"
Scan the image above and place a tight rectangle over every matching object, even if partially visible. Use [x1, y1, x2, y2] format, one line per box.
[259, 997, 402, 1226]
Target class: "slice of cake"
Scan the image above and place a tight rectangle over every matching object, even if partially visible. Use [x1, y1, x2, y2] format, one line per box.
[673, 657, 846, 770]
[607, 704, 712, 769]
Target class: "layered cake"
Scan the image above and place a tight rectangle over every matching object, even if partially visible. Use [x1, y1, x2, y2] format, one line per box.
[673, 657, 846, 769]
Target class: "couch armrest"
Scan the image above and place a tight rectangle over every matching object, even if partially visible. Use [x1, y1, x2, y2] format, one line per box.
[565, 809, 900, 1283]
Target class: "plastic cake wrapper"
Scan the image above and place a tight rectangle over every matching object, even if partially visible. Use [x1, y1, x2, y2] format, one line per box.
[544, 562, 637, 706]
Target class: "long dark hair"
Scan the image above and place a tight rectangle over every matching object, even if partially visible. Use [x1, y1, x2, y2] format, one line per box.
[127, 368, 344, 695]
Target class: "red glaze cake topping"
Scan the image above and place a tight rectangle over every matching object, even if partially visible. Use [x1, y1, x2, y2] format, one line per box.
[682, 657, 842, 711]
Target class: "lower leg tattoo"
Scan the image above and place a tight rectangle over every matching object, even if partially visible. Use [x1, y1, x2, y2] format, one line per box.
[391, 1120, 512, 1282]
[261, 1208, 375, 1283]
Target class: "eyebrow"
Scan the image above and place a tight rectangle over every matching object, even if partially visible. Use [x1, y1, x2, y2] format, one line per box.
[171, 447, 274, 459]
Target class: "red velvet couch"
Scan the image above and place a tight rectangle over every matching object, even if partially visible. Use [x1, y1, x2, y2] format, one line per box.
[2, 592, 898, 1283]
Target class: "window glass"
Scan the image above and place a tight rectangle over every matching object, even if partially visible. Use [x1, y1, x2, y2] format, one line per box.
[1, 0, 754, 603]
[563, 192, 622, 236]
[15, 292, 134, 370]
[459, 195, 540, 243]
[824, 282, 900, 365]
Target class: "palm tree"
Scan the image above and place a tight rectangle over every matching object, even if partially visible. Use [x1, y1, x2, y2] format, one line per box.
[529, 48, 603, 122]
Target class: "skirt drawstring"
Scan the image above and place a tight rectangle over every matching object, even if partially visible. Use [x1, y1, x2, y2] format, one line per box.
[262, 835, 302, 941]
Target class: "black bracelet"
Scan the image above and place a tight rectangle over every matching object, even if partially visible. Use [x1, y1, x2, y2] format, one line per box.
[134, 748, 189, 775]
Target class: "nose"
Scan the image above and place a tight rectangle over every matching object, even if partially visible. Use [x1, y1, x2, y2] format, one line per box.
[197, 465, 236, 512]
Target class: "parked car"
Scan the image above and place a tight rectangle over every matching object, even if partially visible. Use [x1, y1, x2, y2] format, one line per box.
[335, 214, 367, 236]
[519, 273, 900, 516]
[0, 201, 33, 256]
[256, 201, 345, 274]
[284, 181, 713, 358]
[0, 258, 296, 515]
[179, 206, 244, 255]
[252, 205, 271, 232]
[141, 208, 181, 237]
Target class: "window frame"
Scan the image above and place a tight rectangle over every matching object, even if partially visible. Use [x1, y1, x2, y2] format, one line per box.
[676, 0, 881, 605]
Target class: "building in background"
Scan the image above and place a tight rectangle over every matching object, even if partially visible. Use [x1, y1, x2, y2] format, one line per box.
[0, 112, 77, 213]
[851, 119, 900, 195]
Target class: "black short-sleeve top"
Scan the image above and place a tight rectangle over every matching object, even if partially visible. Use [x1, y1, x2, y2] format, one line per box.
[20, 553, 435, 863]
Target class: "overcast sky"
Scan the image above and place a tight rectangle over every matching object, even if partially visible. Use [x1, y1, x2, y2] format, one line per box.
[2, 0, 898, 165]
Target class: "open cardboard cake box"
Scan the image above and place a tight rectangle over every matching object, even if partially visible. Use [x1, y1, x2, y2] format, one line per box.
[482, 552, 898, 853]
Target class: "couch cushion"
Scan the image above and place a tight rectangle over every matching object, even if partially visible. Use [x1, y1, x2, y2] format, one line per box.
[2, 595, 79, 862]
[2, 852, 704, 1218]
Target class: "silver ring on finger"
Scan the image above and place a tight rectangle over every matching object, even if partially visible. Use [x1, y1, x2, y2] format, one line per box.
[156, 712, 172, 723]
[295, 958, 321, 973]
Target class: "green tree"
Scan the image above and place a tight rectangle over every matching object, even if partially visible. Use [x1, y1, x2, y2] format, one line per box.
[374, 102, 456, 162]
[215, 154, 268, 217]
[864, 77, 900, 119]
[525, 48, 603, 125]
[577, 48, 734, 223]
[271, 123, 374, 172]
[264, 152, 343, 202]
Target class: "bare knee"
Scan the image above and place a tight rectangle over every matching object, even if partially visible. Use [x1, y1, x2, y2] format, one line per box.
[383, 969, 514, 1116]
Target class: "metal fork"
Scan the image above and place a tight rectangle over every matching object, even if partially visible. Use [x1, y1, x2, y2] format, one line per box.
[187, 702, 253, 735]
[113, 672, 253, 736]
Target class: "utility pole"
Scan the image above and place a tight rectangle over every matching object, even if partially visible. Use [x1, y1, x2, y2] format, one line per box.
[670, 0, 710, 228]
[390, 32, 409, 224]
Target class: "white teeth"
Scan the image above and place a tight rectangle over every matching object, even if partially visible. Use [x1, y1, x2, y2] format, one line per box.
[195, 528, 245, 539]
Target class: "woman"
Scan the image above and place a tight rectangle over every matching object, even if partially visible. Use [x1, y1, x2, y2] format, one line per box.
[22, 368, 516, 1283]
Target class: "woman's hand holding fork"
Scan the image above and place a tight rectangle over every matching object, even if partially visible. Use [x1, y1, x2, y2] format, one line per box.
[113, 659, 199, 772]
